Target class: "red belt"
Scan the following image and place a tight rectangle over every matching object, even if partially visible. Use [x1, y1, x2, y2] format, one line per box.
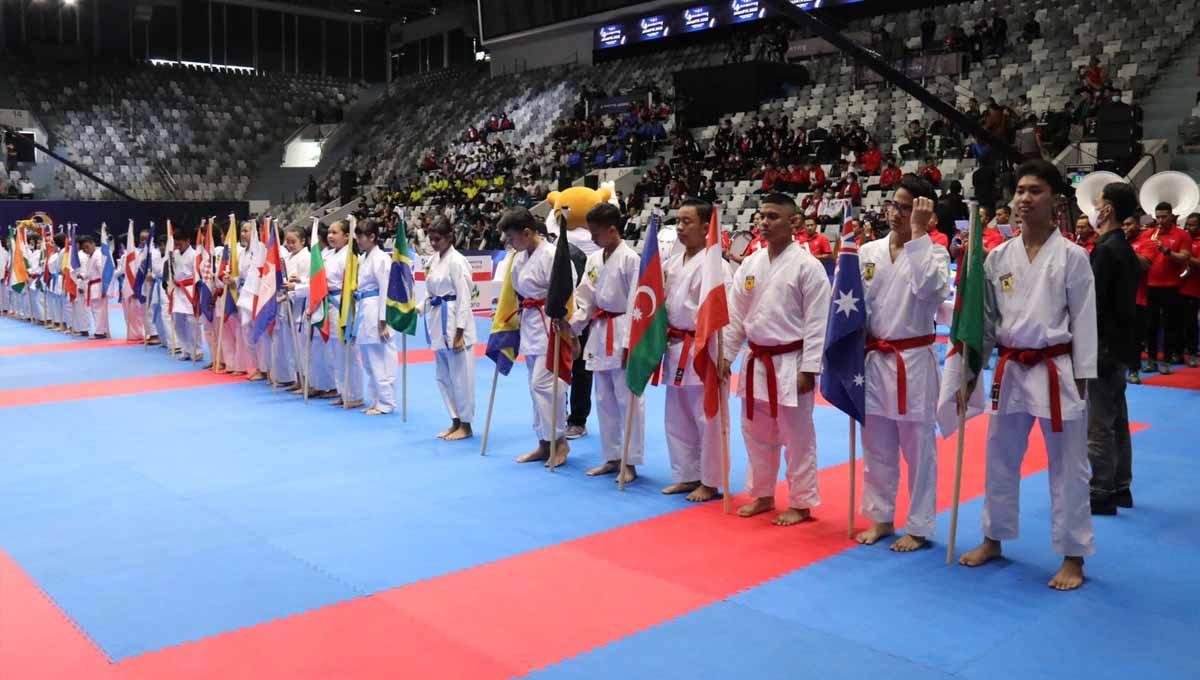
[86, 278, 102, 306]
[666, 326, 695, 386]
[170, 276, 197, 314]
[866, 334, 936, 415]
[591, 308, 623, 356]
[992, 343, 1073, 433]
[745, 339, 805, 420]
[520, 297, 545, 311]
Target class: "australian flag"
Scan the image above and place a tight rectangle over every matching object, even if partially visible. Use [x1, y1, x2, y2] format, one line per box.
[820, 232, 866, 424]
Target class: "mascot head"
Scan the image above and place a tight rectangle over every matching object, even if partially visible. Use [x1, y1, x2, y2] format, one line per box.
[547, 185, 613, 230]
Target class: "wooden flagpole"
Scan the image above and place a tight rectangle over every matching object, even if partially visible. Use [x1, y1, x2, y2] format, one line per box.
[848, 416, 857, 539]
[342, 336, 353, 409]
[479, 364, 499, 456]
[946, 202, 979, 565]
[213, 291, 225, 373]
[303, 318, 312, 403]
[548, 331, 562, 473]
[718, 333, 732, 514]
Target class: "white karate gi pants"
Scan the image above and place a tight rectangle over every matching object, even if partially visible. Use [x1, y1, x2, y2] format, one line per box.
[90, 298, 110, 336]
[122, 299, 145, 340]
[741, 393, 820, 509]
[593, 367, 645, 465]
[73, 296, 90, 334]
[861, 415, 938, 538]
[435, 347, 476, 422]
[665, 385, 724, 487]
[981, 413, 1095, 557]
[525, 355, 567, 441]
[357, 341, 396, 412]
[173, 312, 198, 359]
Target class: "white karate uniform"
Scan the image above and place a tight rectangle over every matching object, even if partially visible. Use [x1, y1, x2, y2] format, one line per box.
[425, 246, 477, 423]
[858, 234, 950, 538]
[723, 242, 831, 509]
[979, 229, 1097, 557]
[354, 246, 396, 412]
[289, 246, 335, 392]
[238, 238, 267, 372]
[45, 250, 64, 326]
[26, 249, 44, 322]
[570, 242, 644, 465]
[172, 246, 199, 359]
[119, 248, 144, 340]
[81, 248, 110, 336]
[269, 247, 307, 383]
[662, 249, 731, 487]
[512, 240, 570, 441]
[322, 245, 362, 400]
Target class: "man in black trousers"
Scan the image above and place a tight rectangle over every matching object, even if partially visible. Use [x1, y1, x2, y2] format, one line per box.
[1087, 182, 1142, 515]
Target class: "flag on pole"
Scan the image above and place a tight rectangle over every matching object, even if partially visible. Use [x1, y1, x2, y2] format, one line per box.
[252, 220, 282, 341]
[936, 202, 987, 436]
[485, 253, 521, 376]
[220, 215, 239, 318]
[10, 226, 29, 293]
[626, 213, 669, 396]
[385, 213, 418, 335]
[544, 226, 576, 383]
[339, 240, 360, 344]
[692, 205, 731, 418]
[307, 217, 331, 341]
[239, 218, 264, 317]
[63, 226, 78, 300]
[196, 219, 215, 322]
[99, 223, 115, 299]
[135, 224, 155, 304]
[819, 231, 867, 424]
[42, 225, 55, 287]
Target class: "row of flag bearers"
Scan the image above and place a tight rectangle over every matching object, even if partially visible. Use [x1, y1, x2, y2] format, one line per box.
[2, 160, 1097, 590]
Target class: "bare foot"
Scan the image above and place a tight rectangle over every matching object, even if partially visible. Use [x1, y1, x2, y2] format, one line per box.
[445, 424, 473, 441]
[959, 538, 1003, 567]
[587, 462, 619, 477]
[1048, 557, 1085, 591]
[363, 408, 386, 416]
[855, 522, 895, 545]
[341, 400, 365, 409]
[686, 484, 720, 503]
[738, 497, 775, 518]
[545, 440, 569, 468]
[246, 371, 265, 382]
[773, 507, 811, 526]
[662, 481, 702, 495]
[890, 534, 928, 552]
[516, 442, 549, 463]
[436, 422, 458, 439]
[615, 465, 637, 485]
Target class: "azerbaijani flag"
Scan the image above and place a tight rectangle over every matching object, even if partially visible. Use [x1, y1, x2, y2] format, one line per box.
[692, 205, 730, 418]
[385, 215, 418, 335]
[252, 220, 282, 341]
[10, 226, 29, 293]
[485, 253, 520, 376]
[307, 217, 331, 341]
[625, 213, 669, 396]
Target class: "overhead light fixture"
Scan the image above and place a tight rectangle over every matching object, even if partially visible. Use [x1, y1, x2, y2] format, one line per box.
[353, 8, 363, 13]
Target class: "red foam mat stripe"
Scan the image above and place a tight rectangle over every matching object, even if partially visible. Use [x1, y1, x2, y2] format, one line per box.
[1140, 366, 1200, 390]
[0, 373, 245, 410]
[0, 339, 140, 356]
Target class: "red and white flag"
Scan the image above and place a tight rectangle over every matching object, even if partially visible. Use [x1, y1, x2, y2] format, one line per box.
[692, 205, 730, 418]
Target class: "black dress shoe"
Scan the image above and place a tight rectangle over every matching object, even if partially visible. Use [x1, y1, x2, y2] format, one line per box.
[1113, 489, 1133, 508]
[1090, 497, 1118, 515]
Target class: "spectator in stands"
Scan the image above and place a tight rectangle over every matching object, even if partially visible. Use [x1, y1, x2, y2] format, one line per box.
[918, 157, 942, 188]
[876, 155, 902, 192]
[1085, 57, 1110, 92]
[1075, 215, 1097, 254]
[934, 180, 968, 243]
[899, 120, 927, 159]
[796, 215, 833, 263]
[860, 140, 882, 176]
[1022, 15, 1041, 42]
[18, 176, 34, 199]
[808, 160, 827, 190]
[757, 161, 782, 194]
[989, 12, 1008, 54]
[781, 162, 809, 193]
[920, 12, 937, 52]
[307, 175, 318, 203]
[800, 187, 826, 222]
[837, 172, 863, 207]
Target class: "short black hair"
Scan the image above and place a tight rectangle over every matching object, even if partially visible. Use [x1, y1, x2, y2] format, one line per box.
[284, 225, 309, 246]
[497, 207, 542, 236]
[77, 234, 96, 246]
[1187, 212, 1200, 223]
[1102, 182, 1140, 223]
[897, 174, 937, 202]
[54, 234, 66, 248]
[996, 204, 1012, 215]
[586, 202, 622, 229]
[354, 218, 381, 241]
[679, 198, 713, 224]
[760, 192, 797, 212]
[428, 216, 455, 239]
[1155, 201, 1173, 212]
[1015, 159, 1067, 195]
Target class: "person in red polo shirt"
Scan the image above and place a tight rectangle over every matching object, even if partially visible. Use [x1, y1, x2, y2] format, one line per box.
[795, 215, 833, 263]
[1074, 215, 1096, 254]
[808, 161, 827, 190]
[758, 162, 782, 194]
[837, 172, 863, 206]
[878, 156, 902, 191]
[918, 157, 942, 188]
[860, 141, 882, 176]
[1180, 212, 1200, 366]
[1142, 201, 1192, 374]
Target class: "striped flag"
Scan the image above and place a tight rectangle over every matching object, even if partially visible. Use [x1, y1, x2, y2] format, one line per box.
[625, 214, 669, 396]
[385, 213, 418, 335]
[485, 253, 520, 375]
[692, 205, 730, 418]
[307, 217, 331, 341]
[252, 220, 282, 341]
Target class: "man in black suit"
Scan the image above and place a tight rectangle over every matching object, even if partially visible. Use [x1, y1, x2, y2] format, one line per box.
[1087, 182, 1142, 515]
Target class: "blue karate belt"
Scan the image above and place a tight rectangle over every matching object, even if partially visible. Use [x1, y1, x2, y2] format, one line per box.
[351, 289, 379, 340]
[424, 294, 457, 345]
[327, 287, 341, 310]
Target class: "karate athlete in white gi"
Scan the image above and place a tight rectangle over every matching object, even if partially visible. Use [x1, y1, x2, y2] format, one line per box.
[136, 233, 163, 346]
[958, 160, 1098, 591]
[237, 222, 269, 380]
[502, 208, 574, 468]
[287, 222, 336, 397]
[271, 227, 309, 389]
[856, 176, 951, 551]
[78, 235, 111, 338]
[661, 199, 729, 502]
[120, 230, 145, 342]
[352, 219, 396, 415]
[171, 232, 200, 361]
[323, 221, 363, 407]
[721, 193, 831, 526]
[46, 234, 66, 331]
[0, 239, 9, 316]
[423, 217, 477, 440]
[563, 202, 644, 484]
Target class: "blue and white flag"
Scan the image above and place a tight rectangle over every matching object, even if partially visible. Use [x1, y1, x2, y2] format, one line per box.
[820, 232, 866, 424]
